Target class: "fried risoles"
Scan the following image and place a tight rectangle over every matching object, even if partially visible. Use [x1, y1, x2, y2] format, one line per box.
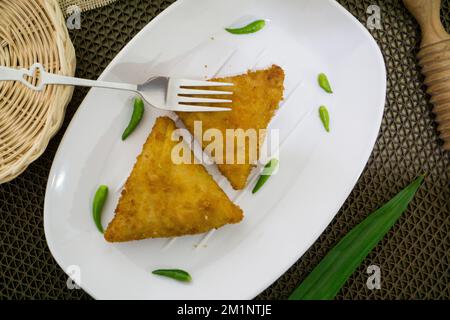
[104, 117, 243, 242]
[177, 65, 285, 189]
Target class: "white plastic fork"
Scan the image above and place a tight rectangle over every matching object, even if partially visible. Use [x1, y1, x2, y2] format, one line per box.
[0, 63, 233, 112]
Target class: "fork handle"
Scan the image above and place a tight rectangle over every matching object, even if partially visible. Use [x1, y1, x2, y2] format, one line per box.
[0, 63, 138, 92]
[43, 72, 138, 92]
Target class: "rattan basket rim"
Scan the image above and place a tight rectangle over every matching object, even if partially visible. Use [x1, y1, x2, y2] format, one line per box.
[0, 0, 76, 183]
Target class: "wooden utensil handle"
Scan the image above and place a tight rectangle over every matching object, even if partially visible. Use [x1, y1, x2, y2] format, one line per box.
[403, 0, 450, 47]
[403, 0, 450, 150]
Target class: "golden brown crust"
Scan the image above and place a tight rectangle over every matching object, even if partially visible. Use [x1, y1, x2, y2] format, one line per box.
[104, 117, 243, 242]
[177, 65, 285, 189]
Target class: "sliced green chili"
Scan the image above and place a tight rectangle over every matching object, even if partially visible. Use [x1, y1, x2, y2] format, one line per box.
[225, 20, 266, 34]
[289, 175, 424, 300]
[252, 159, 279, 194]
[92, 185, 108, 233]
[152, 269, 192, 282]
[319, 106, 330, 132]
[122, 97, 144, 140]
[318, 73, 333, 93]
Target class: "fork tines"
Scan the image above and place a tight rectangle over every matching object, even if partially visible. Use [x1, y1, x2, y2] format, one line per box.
[178, 79, 234, 87]
[169, 78, 234, 112]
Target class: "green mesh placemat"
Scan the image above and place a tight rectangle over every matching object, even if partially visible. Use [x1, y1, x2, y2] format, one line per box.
[0, 0, 449, 300]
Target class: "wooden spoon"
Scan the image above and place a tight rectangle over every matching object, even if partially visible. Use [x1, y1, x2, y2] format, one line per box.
[403, 0, 450, 150]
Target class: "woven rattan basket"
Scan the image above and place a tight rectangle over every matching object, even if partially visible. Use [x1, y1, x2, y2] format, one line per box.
[0, 0, 76, 183]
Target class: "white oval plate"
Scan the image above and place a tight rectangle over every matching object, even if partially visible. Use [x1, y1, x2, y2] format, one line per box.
[44, 0, 386, 299]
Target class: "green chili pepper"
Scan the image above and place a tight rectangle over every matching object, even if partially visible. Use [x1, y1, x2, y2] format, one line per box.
[318, 73, 333, 93]
[122, 97, 144, 140]
[319, 106, 330, 132]
[289, 175, 424, 300]
[92, 185, 108, 233]
[152, 269, 192, 282]
[225, 19, 266, 34]
[252, 159, 279, 194]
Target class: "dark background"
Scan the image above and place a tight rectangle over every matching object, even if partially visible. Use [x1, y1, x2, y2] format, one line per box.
[1, 0, 449, 299]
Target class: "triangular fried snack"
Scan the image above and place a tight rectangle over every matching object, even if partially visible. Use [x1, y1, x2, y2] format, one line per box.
[177, 65, 284, 190]
[104, 117, 243, 242]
